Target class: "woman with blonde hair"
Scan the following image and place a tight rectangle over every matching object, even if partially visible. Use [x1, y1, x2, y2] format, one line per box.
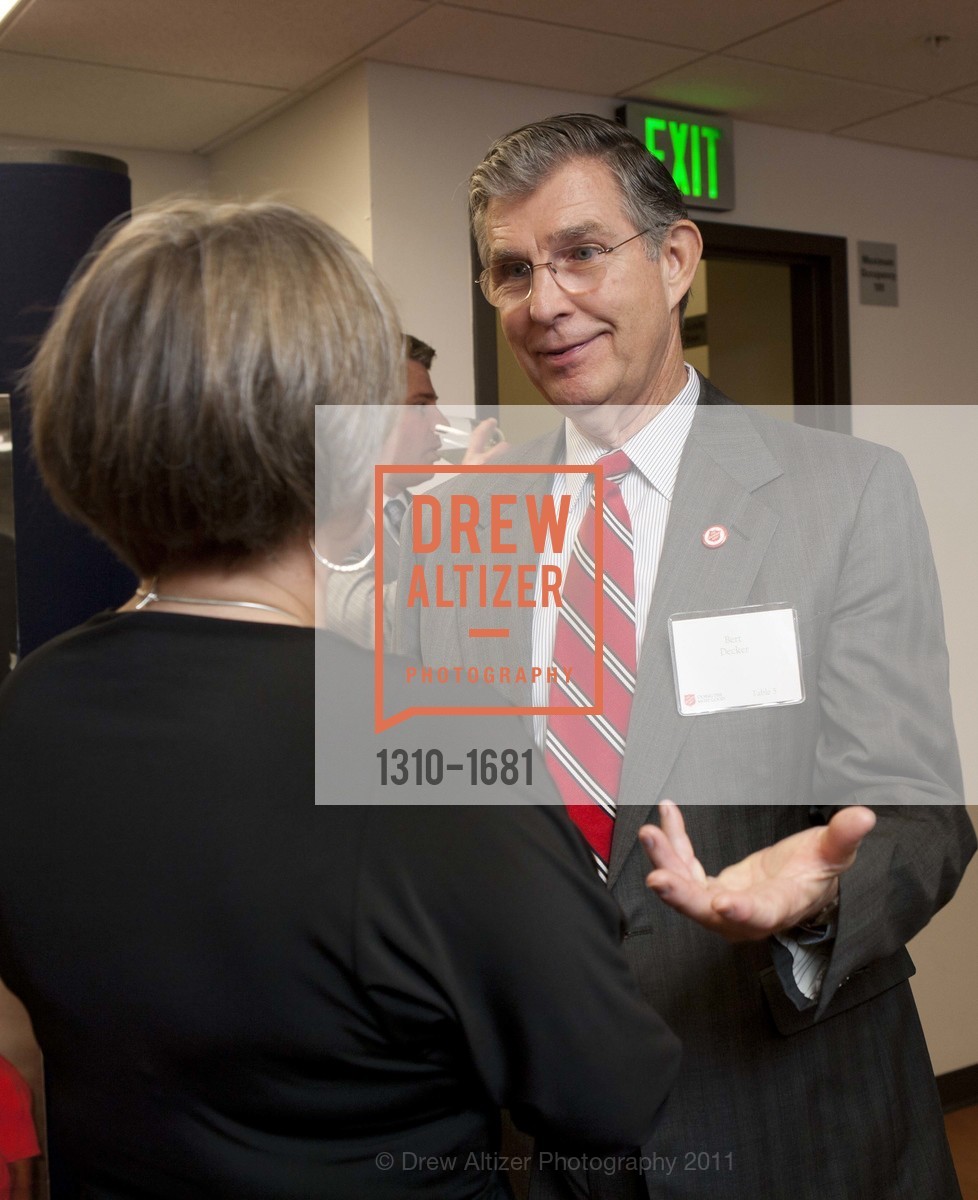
[0, 200, 678, 1199]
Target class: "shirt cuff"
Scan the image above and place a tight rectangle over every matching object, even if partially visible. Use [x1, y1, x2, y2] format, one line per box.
[771, 931, 834, 1008]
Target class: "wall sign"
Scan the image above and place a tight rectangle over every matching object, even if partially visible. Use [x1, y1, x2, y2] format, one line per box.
[857, 241, 898, 307]
[618, 102, 735, 211]
[682, 313, 708, 349]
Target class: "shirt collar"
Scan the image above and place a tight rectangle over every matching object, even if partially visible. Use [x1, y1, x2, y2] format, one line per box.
[563, 365, 700, 500]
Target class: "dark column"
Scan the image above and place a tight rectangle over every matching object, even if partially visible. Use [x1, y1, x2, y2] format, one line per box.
[0, 151, 135, 661]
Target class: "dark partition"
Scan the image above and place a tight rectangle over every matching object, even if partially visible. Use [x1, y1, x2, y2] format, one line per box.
[0, 151, 135, 662]
[1, 152, 135, 1200]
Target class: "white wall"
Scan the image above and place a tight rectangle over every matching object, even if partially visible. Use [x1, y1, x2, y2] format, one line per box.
[0, 131, 207, 208]
[209, 64, 373, 259]
[211, 60, 978, 1073]
[706, 122, 978, 409]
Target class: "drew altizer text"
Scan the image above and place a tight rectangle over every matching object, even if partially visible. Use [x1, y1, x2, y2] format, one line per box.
[374, 462, 605, 733]
[405, 492, 570, 610]
[407, 561, 561, 609]
[405, 664, 572, 687]
[378, 1149, 734, 1175]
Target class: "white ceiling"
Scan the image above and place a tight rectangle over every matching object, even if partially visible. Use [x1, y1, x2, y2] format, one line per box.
[0, 0, 976, 160]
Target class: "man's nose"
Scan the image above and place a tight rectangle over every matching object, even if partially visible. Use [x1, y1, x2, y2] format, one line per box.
[527, 263, 574, 323]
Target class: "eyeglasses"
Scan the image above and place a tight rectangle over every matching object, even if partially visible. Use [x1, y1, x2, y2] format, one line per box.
[478, 229, 650, 309]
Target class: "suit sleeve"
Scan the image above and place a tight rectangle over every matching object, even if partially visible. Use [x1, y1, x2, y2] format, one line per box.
[354, 796, 681, 1150]
[322, 566, 396, 651]
[809, 446, 975, 1015]
[392, 513, 423, 658]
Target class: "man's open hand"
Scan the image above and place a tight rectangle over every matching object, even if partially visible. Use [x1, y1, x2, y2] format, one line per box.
[639, 800, 876, 941]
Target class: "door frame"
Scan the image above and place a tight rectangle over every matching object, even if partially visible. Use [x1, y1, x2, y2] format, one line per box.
[696, 220, 851, 433]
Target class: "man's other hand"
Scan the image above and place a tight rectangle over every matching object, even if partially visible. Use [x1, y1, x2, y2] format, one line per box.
[639, 800, 876, 941]
[462, 418, 510, 466]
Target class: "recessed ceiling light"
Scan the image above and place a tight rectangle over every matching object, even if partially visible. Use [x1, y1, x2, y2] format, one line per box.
[0, 0, 29, 27]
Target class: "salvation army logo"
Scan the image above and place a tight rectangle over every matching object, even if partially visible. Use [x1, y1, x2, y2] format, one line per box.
[701, 524, 728, 548]
[684, 693, 696, 707]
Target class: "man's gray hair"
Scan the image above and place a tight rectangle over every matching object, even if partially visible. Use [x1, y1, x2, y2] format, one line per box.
[469, 113, 689, 269]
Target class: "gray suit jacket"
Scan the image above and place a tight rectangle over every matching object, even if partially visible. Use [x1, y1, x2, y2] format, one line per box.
[396, 380, 975, 1199]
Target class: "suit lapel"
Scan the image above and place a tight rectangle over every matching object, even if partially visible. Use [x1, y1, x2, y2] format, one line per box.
[608, 401, 784, 886]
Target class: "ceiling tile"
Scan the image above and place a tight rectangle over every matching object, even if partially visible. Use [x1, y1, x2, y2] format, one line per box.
[443, 0, 830, 53]
[0, 52, 287, 152]
[729, 0, 978, 96]
[0, 0, 430, 89]
[0, 0, 975, 162]
[367, 7, 700, 95]
[627, 55, 925, 133]
[839, 98, 978, 159]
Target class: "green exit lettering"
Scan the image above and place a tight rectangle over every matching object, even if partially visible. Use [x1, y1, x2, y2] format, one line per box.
[645, 116, 722, 201]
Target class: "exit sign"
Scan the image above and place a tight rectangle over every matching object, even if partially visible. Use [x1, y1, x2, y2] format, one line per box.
[618, 103, 735, 211]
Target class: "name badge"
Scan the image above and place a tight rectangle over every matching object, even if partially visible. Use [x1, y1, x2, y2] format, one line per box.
[668, 604, 804, 716]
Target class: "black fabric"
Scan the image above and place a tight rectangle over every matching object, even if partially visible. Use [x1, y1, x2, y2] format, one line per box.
[0, 613, 679, 1200]
[0, 533, 15, 684]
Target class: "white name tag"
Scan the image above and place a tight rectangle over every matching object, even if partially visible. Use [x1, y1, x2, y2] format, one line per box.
[668, 604, 805, 716]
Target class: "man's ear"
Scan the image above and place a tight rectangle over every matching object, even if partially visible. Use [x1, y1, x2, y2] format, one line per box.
[659, 220, 703, 312]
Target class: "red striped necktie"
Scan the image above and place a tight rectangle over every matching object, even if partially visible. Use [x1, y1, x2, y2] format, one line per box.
[545, 450, 637, 882]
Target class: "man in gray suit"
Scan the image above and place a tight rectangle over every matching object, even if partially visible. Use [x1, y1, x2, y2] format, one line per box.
[397, 114, 974, 1199]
